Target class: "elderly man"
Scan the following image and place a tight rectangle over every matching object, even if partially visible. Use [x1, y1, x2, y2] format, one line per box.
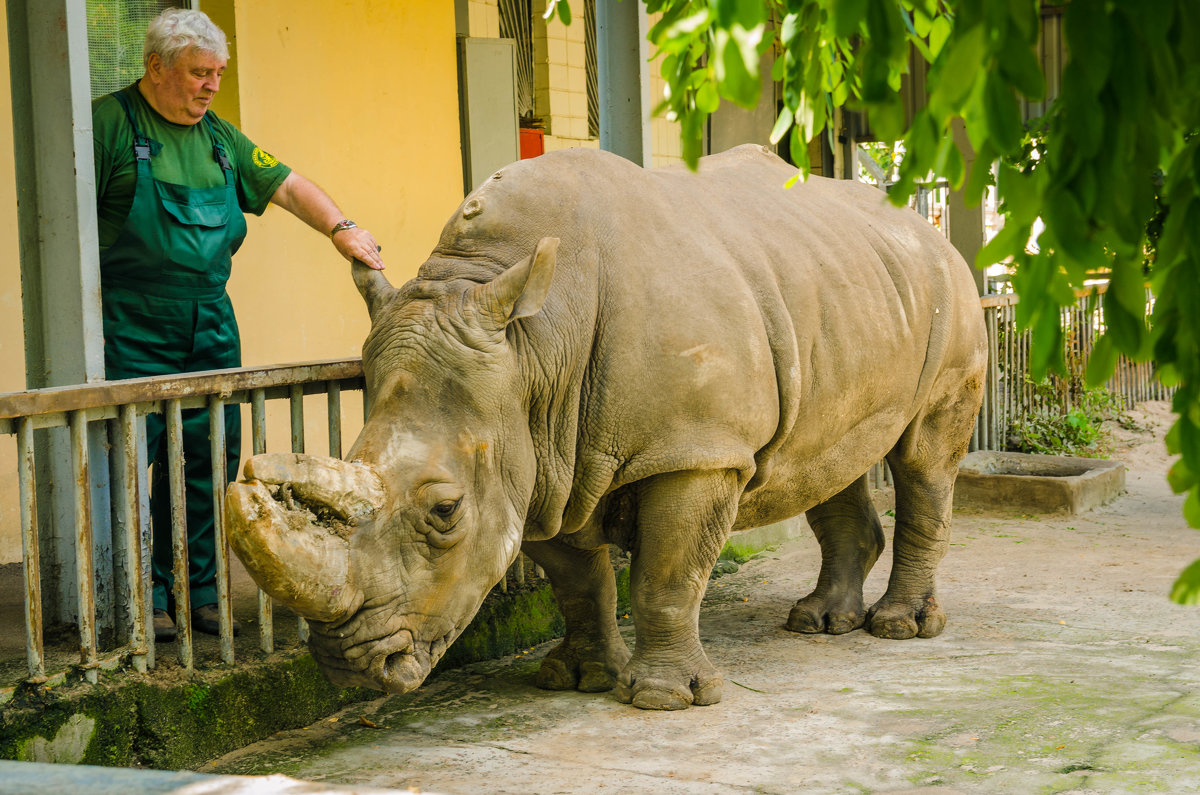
[92, 8, 383, 642]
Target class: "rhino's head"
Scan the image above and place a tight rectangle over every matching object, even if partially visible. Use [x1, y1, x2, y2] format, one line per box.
[227, 237, 558, 693]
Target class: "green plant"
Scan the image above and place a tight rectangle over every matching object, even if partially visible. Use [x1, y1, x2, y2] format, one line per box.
[1007, 379, 1127, 457]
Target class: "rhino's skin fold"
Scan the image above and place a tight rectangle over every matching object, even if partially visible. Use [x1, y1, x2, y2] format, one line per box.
[227, 145, 988, 709]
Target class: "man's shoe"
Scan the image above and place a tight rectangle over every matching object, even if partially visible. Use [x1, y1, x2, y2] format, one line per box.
[191, 603, 241, 637]
[153, 609, 176, 643]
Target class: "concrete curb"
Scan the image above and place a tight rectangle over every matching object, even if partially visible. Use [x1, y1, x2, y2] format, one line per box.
[0, 525, 793, 770]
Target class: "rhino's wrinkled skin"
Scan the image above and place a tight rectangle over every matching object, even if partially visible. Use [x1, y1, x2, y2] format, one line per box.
[227, 145, 987, 710]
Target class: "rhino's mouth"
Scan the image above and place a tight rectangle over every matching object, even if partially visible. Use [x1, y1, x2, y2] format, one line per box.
[308, 620, 461, 694]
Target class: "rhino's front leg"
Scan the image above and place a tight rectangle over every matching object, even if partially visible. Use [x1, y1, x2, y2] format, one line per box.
[522, 537, 630, 692]
[787, 473, 885, 635]
[616, 469, 739, 710]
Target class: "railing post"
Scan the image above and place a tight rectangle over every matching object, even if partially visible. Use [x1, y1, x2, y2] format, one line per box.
[289, 385, 308, 643]
[327, 382, 342, 458]
[69, 410, 99, 683]
[17, 417, 45, 682]
[209, 396, 235, 665]
[166, 399, 192, 670]
[114, 405, 148, 673]
[251, 388, 273, 655]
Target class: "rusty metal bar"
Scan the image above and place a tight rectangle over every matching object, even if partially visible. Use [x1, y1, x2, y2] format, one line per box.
[290, 385, 305, 455]
[69, 410, 99, 683]
[209, 397, 235, 665]
[17, 417, 45, 682]
[290, 385, 309, 643]
[250, 388, 273, 655]
[166, 399, 192, 670]
[119, 405, 148, 673]
[327, 382, 342, 458]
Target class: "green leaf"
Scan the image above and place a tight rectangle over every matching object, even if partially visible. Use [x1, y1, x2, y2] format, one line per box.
[963, 143, 996, 207]
[714, 30, 760, 108]
[833, 0, 868, 40]
[1108, 254, 1148, 317]
[696, 81, 720, 114]
[1167, 456, 1198, 494]
[1185, 488, 1200, 529]
[975, 220, 1029, 270]
[1085, 333, 1119, 388]
[929, 14, 952, 58]
[556, 0, 571, 26]
[996, 163, 1042, 226]
[934, 136, 966, 189]
[983, 72, 1022, 154]
[930, 25, 986, 113]
[1170, 557, 1200, 604]
[1182, 416, 1200, 479]
[772, 105, 792, 146]
[1064, 0, 1112, 93]
[998, 37, 1047, 100]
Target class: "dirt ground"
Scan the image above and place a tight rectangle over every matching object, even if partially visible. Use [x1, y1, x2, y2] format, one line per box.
[204, 400, 1200, 793]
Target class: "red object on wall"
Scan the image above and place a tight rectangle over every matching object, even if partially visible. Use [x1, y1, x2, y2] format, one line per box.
[519, 128, 544, 159]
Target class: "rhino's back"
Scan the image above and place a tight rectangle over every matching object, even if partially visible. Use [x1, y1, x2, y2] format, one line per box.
[433, 145, 984, 529]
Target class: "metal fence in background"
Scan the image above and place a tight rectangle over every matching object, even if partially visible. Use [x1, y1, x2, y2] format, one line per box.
[971, 283, 1174, 456]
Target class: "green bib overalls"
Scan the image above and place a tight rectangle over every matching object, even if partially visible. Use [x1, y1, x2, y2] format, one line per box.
[102, 88, 245, 613]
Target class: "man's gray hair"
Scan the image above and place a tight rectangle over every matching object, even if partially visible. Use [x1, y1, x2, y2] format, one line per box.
[144, 8, 229, 69]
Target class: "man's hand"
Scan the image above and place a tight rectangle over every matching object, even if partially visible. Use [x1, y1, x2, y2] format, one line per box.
[332, 225, 385, 270]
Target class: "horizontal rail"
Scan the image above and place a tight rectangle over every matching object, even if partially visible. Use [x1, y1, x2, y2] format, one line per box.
[0, 358, 364, 422]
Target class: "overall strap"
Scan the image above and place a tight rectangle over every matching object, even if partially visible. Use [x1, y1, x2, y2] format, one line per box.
[113, 88, 152, 162]
[202, 112, 234, 176]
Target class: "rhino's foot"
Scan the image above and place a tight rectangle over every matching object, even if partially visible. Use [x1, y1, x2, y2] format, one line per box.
[867, 595, 946, 640]
[785, 591, 866, 635]
[614, 660, 723, 710]
[535, 642, 629, 693]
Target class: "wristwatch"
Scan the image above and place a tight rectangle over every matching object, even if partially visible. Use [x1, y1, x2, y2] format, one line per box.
[329, 219, 357, 238]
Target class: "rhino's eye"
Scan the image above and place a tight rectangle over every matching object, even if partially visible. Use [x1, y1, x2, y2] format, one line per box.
[433, 498, 461, 520]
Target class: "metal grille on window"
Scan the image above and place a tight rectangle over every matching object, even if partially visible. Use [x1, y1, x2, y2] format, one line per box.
[584, 0, 597, 137]
[499, 0, 535, 120]
[86, 0, 182, 100]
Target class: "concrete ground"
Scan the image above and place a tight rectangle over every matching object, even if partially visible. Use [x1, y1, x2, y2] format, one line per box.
[200, 401, 1200, 793]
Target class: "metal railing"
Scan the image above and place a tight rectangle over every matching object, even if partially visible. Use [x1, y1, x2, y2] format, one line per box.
[0, 288, 1173, 696]
[0, 359, 366, 698]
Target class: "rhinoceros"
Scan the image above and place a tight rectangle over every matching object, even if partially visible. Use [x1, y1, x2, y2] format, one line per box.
[227, 144, 986, 710]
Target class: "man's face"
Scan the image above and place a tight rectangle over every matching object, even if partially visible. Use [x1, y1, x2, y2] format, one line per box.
[146, 47, 226, 125]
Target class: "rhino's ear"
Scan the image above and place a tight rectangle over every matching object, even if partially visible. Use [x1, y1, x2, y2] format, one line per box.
[352, 260, 398, 321]
[473, 237, 558, 327]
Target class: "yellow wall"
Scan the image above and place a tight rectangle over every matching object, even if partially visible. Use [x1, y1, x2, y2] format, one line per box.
[226, 1, 462, 368]
[0, 1, 463, 563]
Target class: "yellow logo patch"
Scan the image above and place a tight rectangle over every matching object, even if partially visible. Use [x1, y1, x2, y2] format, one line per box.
[252, 147, 279, 168]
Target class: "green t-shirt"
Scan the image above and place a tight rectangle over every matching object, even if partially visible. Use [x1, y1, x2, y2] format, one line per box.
[92, 82, 292, 251]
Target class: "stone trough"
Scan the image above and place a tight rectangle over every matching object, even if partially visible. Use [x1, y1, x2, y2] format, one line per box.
[954, 451, 1126, 515]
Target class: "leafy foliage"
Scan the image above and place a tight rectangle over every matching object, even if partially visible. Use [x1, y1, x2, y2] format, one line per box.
[558, 0, 1200, 601]
[1006, 379, 1125, 458]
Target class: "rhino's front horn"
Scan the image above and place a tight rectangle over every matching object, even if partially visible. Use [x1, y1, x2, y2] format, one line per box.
[226, 454, 384, 623]
[352, 259, 398, 321]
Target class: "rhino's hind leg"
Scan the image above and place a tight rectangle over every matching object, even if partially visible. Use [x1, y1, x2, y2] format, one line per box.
[786, 474, 884, 635]
[616, 469, 739, 710]
[521, 537, 630, 693]
[869, 381, 981, 640]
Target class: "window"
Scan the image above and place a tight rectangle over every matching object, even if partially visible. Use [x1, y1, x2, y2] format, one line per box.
[86, 0, 183, 100]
